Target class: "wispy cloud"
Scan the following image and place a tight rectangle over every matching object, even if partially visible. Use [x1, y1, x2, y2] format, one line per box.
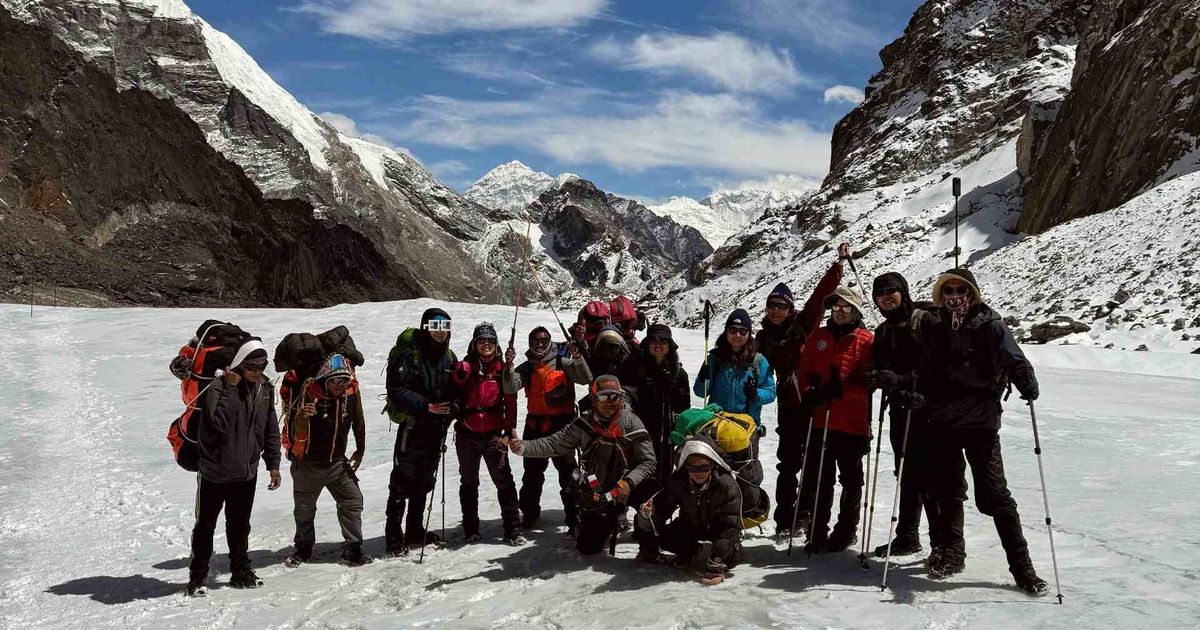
[295, 0, 608, 40]
[823, 84, 864, 105]
[733, 0, 889, 53]
[590, 32, 809, 96]
[320, 111, 411, 155]
[387, 89, 830, 178]
[438, 50, 560, 86]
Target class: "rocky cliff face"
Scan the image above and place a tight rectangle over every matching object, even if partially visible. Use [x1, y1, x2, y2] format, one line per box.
[0, 0, 513, 305]
[0, 8, 416, 306]
[1018, 0, 1200, 232]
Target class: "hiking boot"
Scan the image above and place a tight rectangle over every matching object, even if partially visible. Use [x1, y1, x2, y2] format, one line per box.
[520, 512, 539, 529]
[825, 529, 858, 553]
[503, 531, 528, 547]
[928, 554, 966, 580]
[874, 537, 922, 558]
[775, 527, 793, 541]
[228, 569, 264, 589]
[1015, 573, 1050, 597]
[284, 546, 312, 568]
[671, 554, 694, 569]
[617, 511, 632, 532]
[386, 545, 410, 558]
[635, 548, 663, 563]
[464, 533, 482, 545]
[925, 546, 945, 568]
[339, 545, 372, 567]
[405, 531, 445, 548]
[185, 574, 208, 598]
[803, 539, 826, 555]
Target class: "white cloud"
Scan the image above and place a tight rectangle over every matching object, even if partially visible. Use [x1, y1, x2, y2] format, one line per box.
[388, 89, 831, 178]
[438, 51, 559, 86]
[735, 0, 887, 53]
[823, 84, 865, 105]
[319, 111, 411, 154]
[296, 0, 608, 40]
[712, 173, 824, 194]
[590, 32, 807, 96]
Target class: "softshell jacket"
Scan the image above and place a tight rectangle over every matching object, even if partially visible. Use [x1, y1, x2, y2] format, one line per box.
[452, 357, 518, 435]
[693, 353, 777, 426]
[756, 262, 844, 407]
[199, 377, 281, 483]
[386, 332, 458, 451]
[628, 359, 691, 444]
[873, 307, 934, 416]
[280, 373, 363, 463]
[652, 439, 742, 561]
[520, 407, 656, 494]
[921, 303, 1038, 431]
[797, 324, 874, 436]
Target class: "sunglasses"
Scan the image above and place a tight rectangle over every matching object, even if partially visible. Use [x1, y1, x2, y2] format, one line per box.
[831, 304, 856, 313]
[328, 376, 351, 386]
[476, 338, 497, 346]
[942, 285, 972, 296]
[531, 336, 552, 344]
[241, 362, 267, 373]
[873, 287, 900, 297]
[593, 391, 623, 402]
[646, 337, 669, 345]
[726, 326, 750, 337]
[766, 302, 790, 311]
[685, 463, 712, 473]
[423, 319, 452, 332]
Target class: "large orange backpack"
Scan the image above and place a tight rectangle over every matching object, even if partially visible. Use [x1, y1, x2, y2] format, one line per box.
[166, 320, 251, 471]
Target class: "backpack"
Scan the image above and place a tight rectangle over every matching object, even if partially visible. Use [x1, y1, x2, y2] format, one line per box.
[527, 355, 575, 416]
[610, 295, 640, 335]
[166, 320, 252, 471]
[382, 328, 421, 426]
[671, 403, 770, 528]
[275, 326, 364, 380]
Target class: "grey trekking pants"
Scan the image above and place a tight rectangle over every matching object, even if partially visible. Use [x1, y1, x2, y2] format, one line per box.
[290, 460, 364, 550]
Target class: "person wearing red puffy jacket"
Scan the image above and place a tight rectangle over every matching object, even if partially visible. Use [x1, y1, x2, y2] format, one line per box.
[795, 286, 874, 553]
[451, 322, 523, 546]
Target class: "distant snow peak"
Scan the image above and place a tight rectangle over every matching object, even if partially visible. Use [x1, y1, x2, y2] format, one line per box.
[464, 161, 577, 214]
[648, 187, 812, 248]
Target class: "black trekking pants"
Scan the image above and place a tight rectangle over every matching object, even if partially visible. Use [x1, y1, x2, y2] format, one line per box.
[189, 476, 257, 578]
[799, 429, 869, 543]
[385, 428, 443, 550]
[653, 519, 744, 567]
[456, 428, 520, 536]
[888, 409, 939, 545]
[773, 405, 810, 529]
[518, 417, 579, 527]
[928, 427, 1035, 578]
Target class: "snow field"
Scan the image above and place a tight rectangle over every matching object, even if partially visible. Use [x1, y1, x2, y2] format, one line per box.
[1, 299, 1198, 629]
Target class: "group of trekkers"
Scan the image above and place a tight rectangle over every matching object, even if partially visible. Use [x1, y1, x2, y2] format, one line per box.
[172, 243, 1052, 598]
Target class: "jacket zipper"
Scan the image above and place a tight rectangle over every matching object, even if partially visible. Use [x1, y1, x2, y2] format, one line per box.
[330, 398, 341, 462]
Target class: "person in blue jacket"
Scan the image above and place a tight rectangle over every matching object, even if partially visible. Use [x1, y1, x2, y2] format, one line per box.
[694, 308, 777, 445]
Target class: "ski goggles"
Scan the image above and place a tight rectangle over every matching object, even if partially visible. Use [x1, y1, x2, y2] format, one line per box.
[685, 463, 712, 473]
[327, 376, 351, 387]
[327, 354, 351, 371]
[592, 390, 622, 402]
[423, 319, 452, 332]
[873, 287, 900, 297]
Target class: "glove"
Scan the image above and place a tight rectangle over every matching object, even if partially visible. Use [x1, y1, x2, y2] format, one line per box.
[800, 374, 825, 409]
[742, 378, 758, 404]
[1019, 384, 1040, 402]
[892, 390, 926, 410]
[864, 369, 907, 390]
[697, 362, 710, 383]
[823, 368, 844, 402]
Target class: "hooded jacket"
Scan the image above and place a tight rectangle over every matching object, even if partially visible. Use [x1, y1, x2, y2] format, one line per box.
[520, 406, 657, 494]
[507, 341, 593, 419]
[871, 272, 934, 397]
[921, 302, 1038, 431]
[693, 341, 777, 425]
[756, 262, 844, 407]
[652, 438, 742, 561]
[797, 321, 874, 436]
[199, 377, 281, 483]
[386, 325, 459, 450]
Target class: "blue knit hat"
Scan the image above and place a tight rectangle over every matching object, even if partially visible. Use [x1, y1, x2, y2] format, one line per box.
[725, 308, 753, 330]
[767, 283, 794, 308]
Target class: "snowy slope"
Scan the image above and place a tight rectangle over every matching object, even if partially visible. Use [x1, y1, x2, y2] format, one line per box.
[2, 301, 1199, 629]
[464, 161, 578, 215]
[649, 187, 813, 248]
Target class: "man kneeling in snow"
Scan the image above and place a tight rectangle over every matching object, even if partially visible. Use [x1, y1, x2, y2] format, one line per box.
[638, 436, 743, 584]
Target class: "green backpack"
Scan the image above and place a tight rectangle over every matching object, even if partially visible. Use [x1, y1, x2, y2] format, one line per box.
[381, 328, 438, 426]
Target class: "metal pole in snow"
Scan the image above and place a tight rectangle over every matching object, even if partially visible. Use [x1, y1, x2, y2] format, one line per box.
[952, 177, 962, 268]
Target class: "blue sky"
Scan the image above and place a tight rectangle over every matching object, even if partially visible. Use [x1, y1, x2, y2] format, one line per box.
[197, 0, 924, 200]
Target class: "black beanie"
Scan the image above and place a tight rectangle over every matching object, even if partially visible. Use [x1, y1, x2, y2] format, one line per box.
[725, 309, 753, 330]
[421, 307, 451, 327]
[873, 272, 914, 322]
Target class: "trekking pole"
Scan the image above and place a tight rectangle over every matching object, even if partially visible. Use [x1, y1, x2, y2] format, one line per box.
[419, 429, 451, 564]
[805, 406, 834, 557]
[440, 444, 447, 546]
[952, 177, 962, 268]
[881, 375, 916, 590]
[859, 391, 888, 568]
[786, 377, 815, 557]
[511, 223, 572, 343]
[702, 300, 712, 405]
[1029, 400, 1064, 604]
[841, 244, 874, 327]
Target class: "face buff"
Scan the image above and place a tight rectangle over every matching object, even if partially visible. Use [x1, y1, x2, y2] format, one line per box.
[945, 294, 974, 330]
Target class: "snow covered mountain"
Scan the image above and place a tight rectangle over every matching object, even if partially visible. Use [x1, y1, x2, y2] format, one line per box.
[0, 0, 520, 306]
[648, 187, 814, 248]
[667, 0, 1200, 352]
[463, 161, 578, 215]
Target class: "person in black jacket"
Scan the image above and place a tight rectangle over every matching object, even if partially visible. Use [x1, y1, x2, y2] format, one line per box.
[639, 436, 743, 583]
[383, 308, 458, 556]
[188, 339, 281, 597]
[628, 323, 691, 485]
[863, 272, 942, 558]
[281, 354, 369, 568]
[919, 268, 1049, 596]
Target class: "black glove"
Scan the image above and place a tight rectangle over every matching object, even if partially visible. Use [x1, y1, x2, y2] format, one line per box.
[864, 369, 907, 390]
[697, 361, 711, 383]
[891, 390, 926, 410]
[823, 367, 844, 402]
[742, 378, 758, 404]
